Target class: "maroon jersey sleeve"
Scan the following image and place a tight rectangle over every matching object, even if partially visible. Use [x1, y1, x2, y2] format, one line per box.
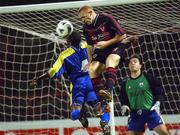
[83, 27, 94, 45]
[103, 13, 125, 35]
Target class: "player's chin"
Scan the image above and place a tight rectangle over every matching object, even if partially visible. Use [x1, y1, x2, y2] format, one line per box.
[130, 68, 138, 72]
[85, 21, 92, 25]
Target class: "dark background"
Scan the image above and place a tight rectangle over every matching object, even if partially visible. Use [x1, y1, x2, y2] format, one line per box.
[0, 0, 179, 121]
[0, 0, 88, 6]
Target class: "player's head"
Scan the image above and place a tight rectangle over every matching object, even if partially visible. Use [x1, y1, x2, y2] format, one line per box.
[67, 31, 81, 47]
[78, 5, 96, 25]
[128, 54, 142, 72]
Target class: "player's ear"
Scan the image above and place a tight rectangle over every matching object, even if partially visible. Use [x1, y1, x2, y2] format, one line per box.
[139, 61, 144, 71]
[140, 63, 142, 68]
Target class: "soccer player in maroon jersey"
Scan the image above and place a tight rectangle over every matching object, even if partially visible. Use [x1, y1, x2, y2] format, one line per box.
[78, 5, 133, 101]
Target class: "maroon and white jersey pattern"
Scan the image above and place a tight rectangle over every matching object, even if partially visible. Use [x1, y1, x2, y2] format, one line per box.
[83, 13, 125, 46]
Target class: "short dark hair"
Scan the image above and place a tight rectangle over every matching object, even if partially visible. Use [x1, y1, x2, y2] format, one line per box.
[129, 54, 143, 64]
[67, 31, 81, 46]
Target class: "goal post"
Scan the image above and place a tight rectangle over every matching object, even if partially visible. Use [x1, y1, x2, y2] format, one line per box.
[0, 0, 179, 134]
[0, 0, 169, 14]
[0, 0, 179, 37]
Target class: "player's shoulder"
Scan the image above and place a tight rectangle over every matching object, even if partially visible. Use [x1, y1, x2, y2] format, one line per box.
[100, 12, 111, 17]
[60, 47, 75, 56]
[121, 76, 129, 85]
[80, 41, 88, 49]
[143, 71, 159, 83]
[99, 12, 114, 19]
[118, 77, 129, 90]
[143, 71, 155, 79]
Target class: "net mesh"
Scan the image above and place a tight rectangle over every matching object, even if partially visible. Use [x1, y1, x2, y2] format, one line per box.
[115, 32, 180, 115]
[0, 27, 71, 121]
[0, 0, 179, 36]
[0, 0, 180, 133]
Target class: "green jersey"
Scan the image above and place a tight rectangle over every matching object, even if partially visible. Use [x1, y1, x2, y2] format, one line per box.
[125, 74, 154, 110]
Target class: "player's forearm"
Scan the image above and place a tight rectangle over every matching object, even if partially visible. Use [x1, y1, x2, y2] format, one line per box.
[37, 72, 50, 82]
[106, 34, 126, 47]
[87, 45, 93, 62]
[31, 72, 50, 87]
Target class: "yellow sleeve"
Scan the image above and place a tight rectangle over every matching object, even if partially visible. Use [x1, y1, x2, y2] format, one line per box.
[48, 48, 75, 78]
[48, 54, 64, 78]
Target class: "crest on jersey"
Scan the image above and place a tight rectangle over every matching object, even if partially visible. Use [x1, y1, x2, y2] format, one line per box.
[99, 24, 106, 32]
[139, 82, 144, 87]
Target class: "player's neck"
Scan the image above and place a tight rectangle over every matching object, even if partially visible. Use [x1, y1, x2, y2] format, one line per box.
[130, 70, 141, 79]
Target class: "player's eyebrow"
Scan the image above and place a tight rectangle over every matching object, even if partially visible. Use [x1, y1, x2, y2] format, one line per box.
[80, 11, 92, 19]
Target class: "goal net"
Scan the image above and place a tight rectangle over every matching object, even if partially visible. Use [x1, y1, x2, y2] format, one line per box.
[0, 0, 180, 134]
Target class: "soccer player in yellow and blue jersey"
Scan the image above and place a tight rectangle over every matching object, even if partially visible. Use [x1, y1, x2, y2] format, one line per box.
[120, 54, 169, 135]
[31, 31, 110, 134]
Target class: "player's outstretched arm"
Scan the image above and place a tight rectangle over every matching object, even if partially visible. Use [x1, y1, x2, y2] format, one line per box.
[86, 44, 93, 63]
[121, 36, 138, 44]
[30, 72, 50, 87]
[95, 34, 127, 49]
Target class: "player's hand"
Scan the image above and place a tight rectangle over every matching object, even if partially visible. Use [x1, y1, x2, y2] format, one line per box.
[30, 77, 39, 87]
[82, 63, 90, 72]
[121, 105, 130, 116]
[150, 101, 160, 114]
[94, 41, 108, 49]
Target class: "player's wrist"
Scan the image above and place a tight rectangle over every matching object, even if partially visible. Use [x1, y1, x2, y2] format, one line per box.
[35, 72, 49, 84]
[155, 101, 160, 106]
[38, 72, 49, 80]
[151, 101, 161, 113]
[121, 105, 130, 116]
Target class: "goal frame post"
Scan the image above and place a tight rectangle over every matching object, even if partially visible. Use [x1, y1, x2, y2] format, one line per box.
[0, 0, 168, 14]
[0, 1, 179, 135]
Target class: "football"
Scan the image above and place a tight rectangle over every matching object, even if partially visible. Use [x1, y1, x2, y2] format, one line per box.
[56, 20, 73, 38]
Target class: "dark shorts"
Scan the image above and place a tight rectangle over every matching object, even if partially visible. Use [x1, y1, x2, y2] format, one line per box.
[128, 110, 164, 132]
[92, 43, 127, 64]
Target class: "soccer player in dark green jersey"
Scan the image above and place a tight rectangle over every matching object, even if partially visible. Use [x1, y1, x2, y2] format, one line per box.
[120, 54, 169, 135]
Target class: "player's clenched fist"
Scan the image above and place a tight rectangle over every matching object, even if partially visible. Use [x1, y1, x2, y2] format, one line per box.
[30, 77, 39, 87]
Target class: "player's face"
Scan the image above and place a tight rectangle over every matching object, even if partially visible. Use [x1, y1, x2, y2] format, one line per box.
[79, 9, 95, 25]
[128, 58, 142, 72]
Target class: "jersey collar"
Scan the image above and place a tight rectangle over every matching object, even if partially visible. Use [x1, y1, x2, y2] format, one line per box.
[130, 73, 143, 80]
[93, 13, 99, 27]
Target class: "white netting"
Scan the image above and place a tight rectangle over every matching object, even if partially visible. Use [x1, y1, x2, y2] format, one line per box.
[0, 27, 71, 121]
[114, 32, 180, 115]
[0, 0, 180, 134]
[0, 0, 179, 36]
